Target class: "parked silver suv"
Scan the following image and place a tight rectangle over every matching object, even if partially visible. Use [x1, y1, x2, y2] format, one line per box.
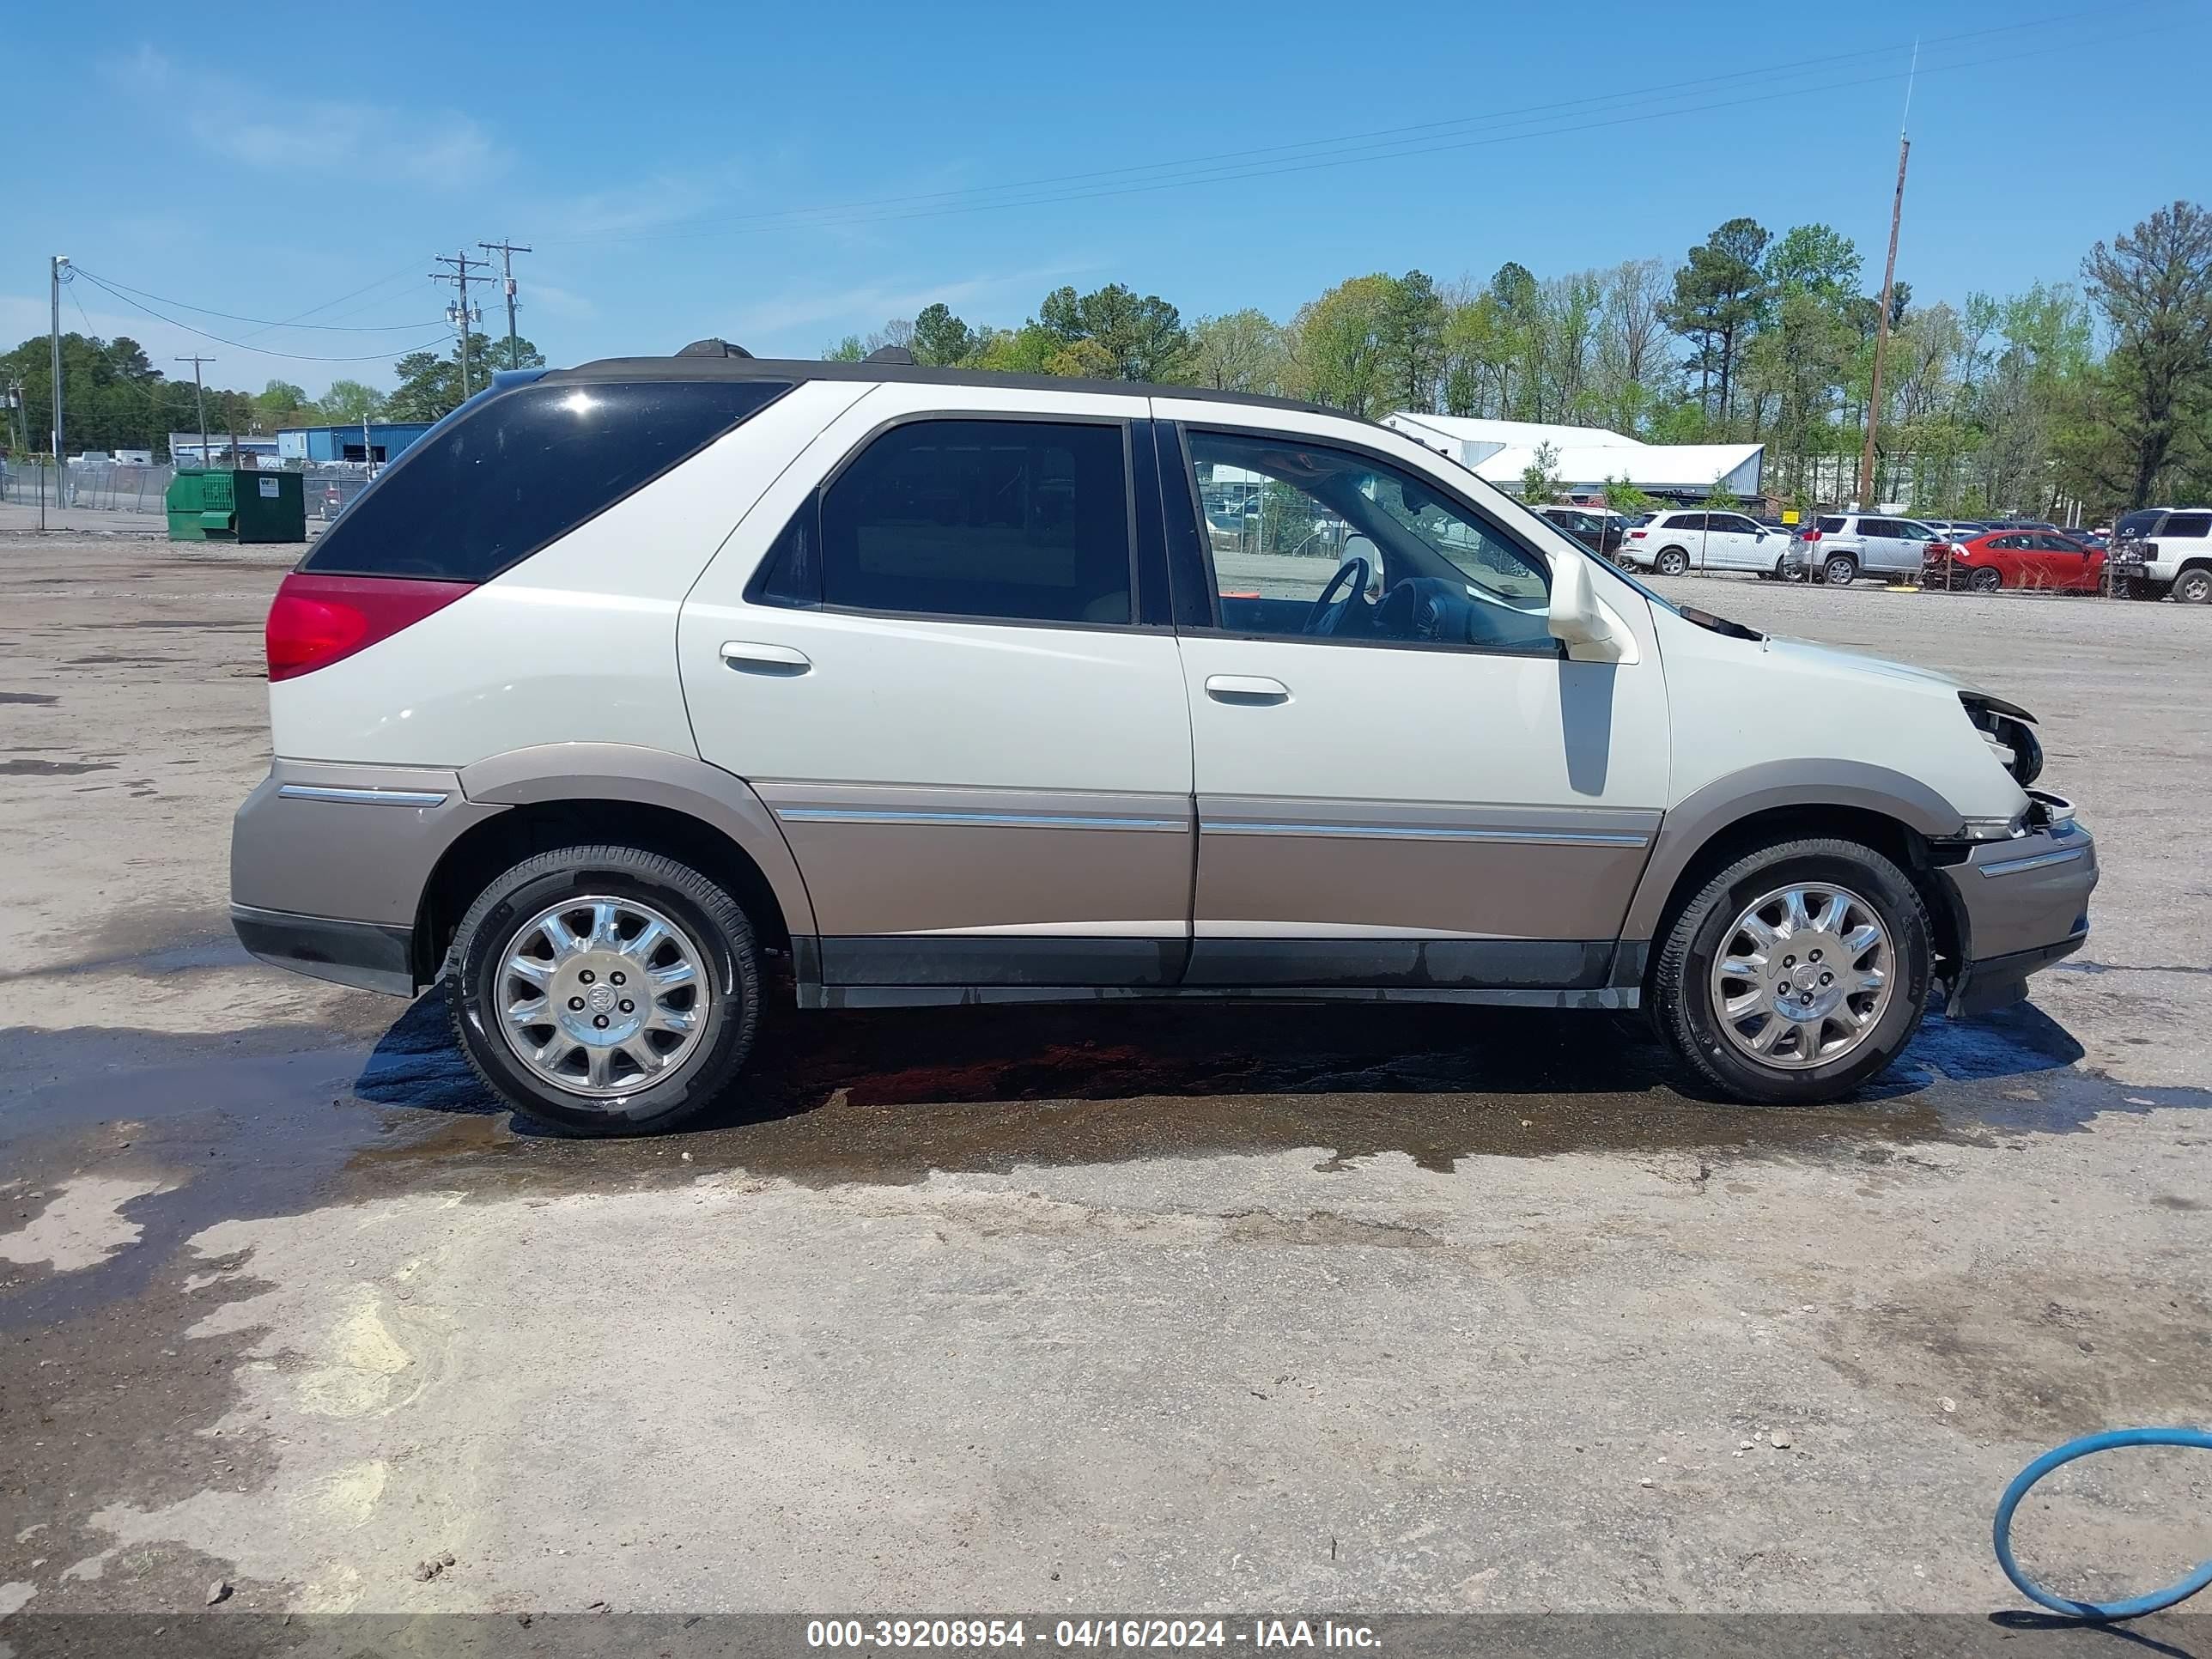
[1790, 514, 1953, 586]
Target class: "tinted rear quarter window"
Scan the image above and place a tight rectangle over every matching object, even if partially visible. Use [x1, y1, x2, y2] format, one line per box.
[2162, 512, 2210, 538]
[1816, 516, 1845, 533]
[303, 379, 789, 580]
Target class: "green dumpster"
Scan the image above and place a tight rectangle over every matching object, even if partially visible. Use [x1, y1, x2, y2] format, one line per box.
[164, 468, 306, 544]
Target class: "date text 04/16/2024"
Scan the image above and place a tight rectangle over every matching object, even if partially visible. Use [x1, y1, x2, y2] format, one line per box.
[805, 1620, 1382, 1650]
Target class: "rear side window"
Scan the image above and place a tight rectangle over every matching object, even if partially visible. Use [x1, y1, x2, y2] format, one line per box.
[808, 418, 1133, 625]
[2162, 512, 2210, 538]
[303, 380, 790, 581]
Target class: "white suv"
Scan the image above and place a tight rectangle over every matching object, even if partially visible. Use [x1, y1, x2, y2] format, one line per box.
[232, 350, 2095, 1134]
[1619, 508, 1800, 578]
[1788, 514, 1954, 586]
[2110, 507, 2212, 602]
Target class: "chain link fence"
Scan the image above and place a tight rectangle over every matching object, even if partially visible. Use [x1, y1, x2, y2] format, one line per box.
[0, 459, 374, 520]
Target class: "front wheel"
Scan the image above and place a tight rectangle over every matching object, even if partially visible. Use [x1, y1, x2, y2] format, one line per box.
[447, 844, 763, 1135]
[1651, 837, 1932, 1104]
[2176, 568, 2212, 605]
[1654, 547, 1691, 577]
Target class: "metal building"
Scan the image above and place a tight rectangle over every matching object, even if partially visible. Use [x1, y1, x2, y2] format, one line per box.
[276, 422, 436, 465]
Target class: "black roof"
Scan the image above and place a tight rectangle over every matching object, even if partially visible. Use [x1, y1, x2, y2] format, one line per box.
[544, 352, 1351, 421]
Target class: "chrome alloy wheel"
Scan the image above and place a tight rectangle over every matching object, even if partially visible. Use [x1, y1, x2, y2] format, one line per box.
[1709, 883, 1893, 1071]
[495, 896, 709, 1097]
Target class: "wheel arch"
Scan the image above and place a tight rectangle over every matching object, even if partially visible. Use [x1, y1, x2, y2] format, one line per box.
[1627, 765, 1969, 985]
[419, 744, 817, 983]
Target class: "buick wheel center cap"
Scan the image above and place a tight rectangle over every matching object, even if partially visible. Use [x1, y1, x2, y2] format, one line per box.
[586, 984, 618, 1015]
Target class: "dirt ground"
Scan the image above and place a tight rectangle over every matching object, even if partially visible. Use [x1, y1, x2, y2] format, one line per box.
[1, 526, 2207, 1641]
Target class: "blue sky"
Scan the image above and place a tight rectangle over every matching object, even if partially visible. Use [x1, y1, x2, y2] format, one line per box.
[12, 0, 2207, 398]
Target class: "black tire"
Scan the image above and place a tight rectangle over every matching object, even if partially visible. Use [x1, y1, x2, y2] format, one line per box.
[1969, 565, 2002, 592]
[1651, 836, 1933, 1105]
[1655, 546, 1690, 577]
[447, 844, 762, 1136]
[2175, 568, 2212, 605]
[1820, 554, 1858, 586]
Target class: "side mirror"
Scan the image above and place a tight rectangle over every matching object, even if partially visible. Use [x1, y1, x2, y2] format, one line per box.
[1549, 552, 1627, 663]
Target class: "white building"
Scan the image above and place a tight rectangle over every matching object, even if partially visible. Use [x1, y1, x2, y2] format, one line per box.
[1383, 413, 1764, 504]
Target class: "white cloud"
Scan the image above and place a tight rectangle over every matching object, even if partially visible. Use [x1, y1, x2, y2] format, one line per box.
[725, 262, 1092, 341]
[110, 40, 503, 188]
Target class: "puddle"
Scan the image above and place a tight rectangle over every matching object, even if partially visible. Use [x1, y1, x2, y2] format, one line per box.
[3, 982, 2202, 1328]
[0, 759, 115, 776]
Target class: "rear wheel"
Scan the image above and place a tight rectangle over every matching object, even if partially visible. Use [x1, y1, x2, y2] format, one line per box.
[2176, 568, 2212, 605]
[1969, 565, 2003, 592]
[1820, 554, 1858, 586]
[1655, 546, 1690, 577]
[1652, 837, 1932, 1105]
[447, 844, 762, 1135]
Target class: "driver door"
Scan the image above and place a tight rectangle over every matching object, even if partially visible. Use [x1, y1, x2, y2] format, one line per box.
[1153, 405, 1671, 989]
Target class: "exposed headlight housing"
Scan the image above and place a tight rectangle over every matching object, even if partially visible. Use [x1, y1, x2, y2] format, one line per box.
[1959, 691, 2043, 787]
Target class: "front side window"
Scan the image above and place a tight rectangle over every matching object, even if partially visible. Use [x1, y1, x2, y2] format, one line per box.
[814, 419, 1133, 624]
[1186, 429, 1553, 654]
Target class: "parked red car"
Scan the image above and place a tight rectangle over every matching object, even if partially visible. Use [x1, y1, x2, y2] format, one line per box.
[1924, 528, 2106, 592]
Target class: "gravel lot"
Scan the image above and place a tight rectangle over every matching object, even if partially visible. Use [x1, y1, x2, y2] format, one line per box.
[1, 528, 2207, 1638]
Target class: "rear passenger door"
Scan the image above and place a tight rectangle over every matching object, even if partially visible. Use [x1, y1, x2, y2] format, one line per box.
[1703, 512, 1768, 571]
[679, 383, 1197, 992]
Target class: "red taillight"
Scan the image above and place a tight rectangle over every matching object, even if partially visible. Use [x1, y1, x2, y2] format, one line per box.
[1628, 528, 1646, 538]
[1800, 529, 1822, 543]
[265, 573, 473, 681]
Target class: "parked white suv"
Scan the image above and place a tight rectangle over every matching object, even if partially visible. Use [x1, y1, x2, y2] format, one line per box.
[2109, 507, 2212, 602]
[1620, 508, 1802, 578]
[1789, 514, 1954, 586]
[232, 351, 2095, 1134]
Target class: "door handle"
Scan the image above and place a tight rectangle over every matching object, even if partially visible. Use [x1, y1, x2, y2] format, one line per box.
[720, 641, 812, 676]
[1205, 674, 1289, 704]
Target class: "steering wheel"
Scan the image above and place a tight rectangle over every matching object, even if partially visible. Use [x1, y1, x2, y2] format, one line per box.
[1303, 556, 1371, 636]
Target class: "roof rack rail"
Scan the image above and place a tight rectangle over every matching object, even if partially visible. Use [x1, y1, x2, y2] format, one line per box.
[675, 337, 755, 359]
[862, 345, 915, 366]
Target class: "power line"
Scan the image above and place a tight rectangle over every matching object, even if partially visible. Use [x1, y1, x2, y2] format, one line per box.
[70, 269, 452, 362]
[68, 270, 447, 332]
[544, 0, 2179, 248]
[238, 259, 428, 338]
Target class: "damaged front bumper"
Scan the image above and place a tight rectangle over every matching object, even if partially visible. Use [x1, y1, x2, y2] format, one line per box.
[1940, 793, 2097, 1018]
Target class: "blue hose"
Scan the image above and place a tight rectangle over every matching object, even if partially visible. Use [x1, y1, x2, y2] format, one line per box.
[1994, 1426, 2212, 1620]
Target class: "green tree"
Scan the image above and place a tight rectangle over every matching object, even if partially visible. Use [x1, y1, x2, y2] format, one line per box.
[1663, 217, 1771, 426]
[1602, 475, 1656, 516]
[384, 333, 544, 421]
[910, 303, 975, 367]
[1188, 309, 1287, 394]
[320, 380, 387, 422]
[1520, 441, 1566, 502]
[1031, 283, 1190, 381]
[1287, 274, 1395, 416]
[2083, 198, 2212, 507]
[1377, 270, 1447, 411]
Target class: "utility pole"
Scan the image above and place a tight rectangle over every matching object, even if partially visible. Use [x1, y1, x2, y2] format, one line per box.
[431, 248, 490, 400]
[478, 240, 532, 370]
[1856, 42, 1916, 512]
[176, 356, 215, 468]
[49, 255, 69, 509]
